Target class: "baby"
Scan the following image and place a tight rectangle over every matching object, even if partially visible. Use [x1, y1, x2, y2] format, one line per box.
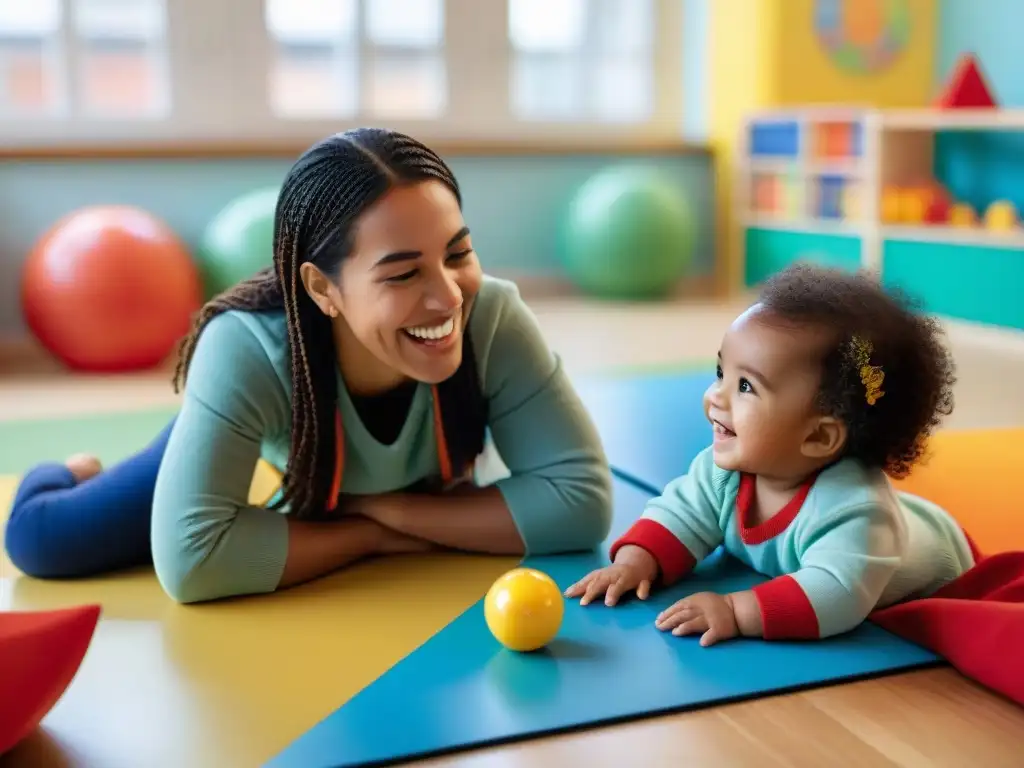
[565, 262, 976, 646]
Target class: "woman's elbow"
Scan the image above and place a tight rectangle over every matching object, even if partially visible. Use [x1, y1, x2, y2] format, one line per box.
[153, 553, 225, 604]
[536, 468, 614, 554]
[151, 517, 215, 604]
[155, 556, 278, 605]
[157, 568, 209, 604]
[151, 512, 285, 605]
[572, 470, 614, 548]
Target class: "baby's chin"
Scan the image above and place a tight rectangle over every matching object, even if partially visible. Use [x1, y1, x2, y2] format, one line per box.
[710, 444, 744, 472]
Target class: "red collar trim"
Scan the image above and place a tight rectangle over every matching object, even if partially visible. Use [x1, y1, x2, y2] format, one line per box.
[736, 472, 817, 545]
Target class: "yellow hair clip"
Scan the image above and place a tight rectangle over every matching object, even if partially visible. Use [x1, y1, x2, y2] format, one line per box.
[851, 336, 885, 405]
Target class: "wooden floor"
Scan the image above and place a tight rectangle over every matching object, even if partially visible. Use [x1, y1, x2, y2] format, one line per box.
[4, 292, 1024, 767]
[413, 669, 1024, 768]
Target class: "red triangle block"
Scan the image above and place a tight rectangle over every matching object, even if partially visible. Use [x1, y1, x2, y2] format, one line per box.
[0, 604, 101, 755]
[936, 54, 997, 108]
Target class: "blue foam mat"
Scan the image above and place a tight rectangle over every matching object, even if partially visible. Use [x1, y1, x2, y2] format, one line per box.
[265, 478, 940, 768]
[574, 369, 714, 494]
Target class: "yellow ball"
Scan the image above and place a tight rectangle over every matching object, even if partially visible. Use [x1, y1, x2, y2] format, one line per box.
[881, 186, 903, 223]
[984, 200, 1019, 231]
[901, 190, 927, 224]
[949, 202, 977, 227]
[484, 567, 564, 652]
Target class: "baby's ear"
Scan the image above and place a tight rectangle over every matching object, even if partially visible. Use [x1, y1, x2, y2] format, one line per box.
[801, 415, 846, 460]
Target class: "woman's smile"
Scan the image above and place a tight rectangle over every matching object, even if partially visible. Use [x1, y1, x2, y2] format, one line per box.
[401, 311, 460, 353]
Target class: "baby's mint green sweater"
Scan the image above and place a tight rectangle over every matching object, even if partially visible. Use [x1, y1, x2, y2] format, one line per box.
[151, 276, 613, 603]
[614, 447, 977, 638]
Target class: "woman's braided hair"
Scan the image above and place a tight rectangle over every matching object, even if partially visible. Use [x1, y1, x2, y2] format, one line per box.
[172, 128, 487, 518]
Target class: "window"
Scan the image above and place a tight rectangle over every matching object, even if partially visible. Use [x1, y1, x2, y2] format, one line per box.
[265, 0, 359, 119]
[508, 0, 655, 123]
[73, 0, 169, 117]
[0, 0, 63, 117]
[266, 0, 446, 121]
[1, 0, 689, 149]
[364, 0, 445, 119]
[0, 0, 168, 120]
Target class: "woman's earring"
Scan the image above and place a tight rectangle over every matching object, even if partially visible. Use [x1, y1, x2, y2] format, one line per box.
[328, 306, 338, 318]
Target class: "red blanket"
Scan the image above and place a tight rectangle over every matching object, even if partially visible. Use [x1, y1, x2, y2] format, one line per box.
[870, 545, 1024, 707]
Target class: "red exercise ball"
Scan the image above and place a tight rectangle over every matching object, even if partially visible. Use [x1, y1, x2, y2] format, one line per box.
[21, 205, 202, 372]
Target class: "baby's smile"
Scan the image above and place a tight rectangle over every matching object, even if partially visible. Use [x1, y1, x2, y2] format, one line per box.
[712, 418, 735, 441]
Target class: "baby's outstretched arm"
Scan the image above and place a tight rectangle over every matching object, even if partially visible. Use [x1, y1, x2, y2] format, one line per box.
[610, 447, 727, 585]
[739, 504, 903, 639]
[566, 448, 726, 606]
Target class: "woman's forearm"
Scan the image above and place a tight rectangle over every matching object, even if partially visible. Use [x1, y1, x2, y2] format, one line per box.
[279, 516, 383, 587]
[362, 484, 526, 555]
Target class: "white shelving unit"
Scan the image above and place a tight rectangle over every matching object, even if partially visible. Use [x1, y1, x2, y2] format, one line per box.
[736, 106, 1024, 283]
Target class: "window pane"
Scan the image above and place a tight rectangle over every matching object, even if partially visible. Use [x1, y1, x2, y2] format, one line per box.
[592, 0, 653, 54]
[591, 57, 652, 122]
[71, 1, 168, 118]
[511, 54, 583, 120]
[270, 44, 358, 118]
[0, 0, 62, 116]
[265, 0, 356, 45]
[365, 0, 443, 48]
[0, 39, 61, 115]
[508, 0, 585, 52]
[79, 40, 165, 116]
[72, 0, 165, 41]
[368, 52, 445, 118]
[0, 0, 61, 38]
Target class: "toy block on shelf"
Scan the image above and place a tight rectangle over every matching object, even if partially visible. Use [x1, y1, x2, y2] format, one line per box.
[748, 119, 800, 158]
[935, 53, 997, 109]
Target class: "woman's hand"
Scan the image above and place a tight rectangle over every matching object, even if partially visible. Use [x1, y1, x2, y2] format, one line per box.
[339, 495, 435, 555]
[347, 486, 525, 555]
[354, 493, 400, 529]
[564, 545, 659, 606]
[654, 591, 739, 646]
[374, 522, 437, 555]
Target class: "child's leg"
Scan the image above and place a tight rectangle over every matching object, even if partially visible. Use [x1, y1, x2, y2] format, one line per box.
[3, 417, 177, 579]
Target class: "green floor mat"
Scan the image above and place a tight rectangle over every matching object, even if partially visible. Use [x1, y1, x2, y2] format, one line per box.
[0, 407, 179, 475]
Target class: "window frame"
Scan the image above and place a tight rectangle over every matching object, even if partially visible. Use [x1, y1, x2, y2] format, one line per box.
[0, 0, 691, 156]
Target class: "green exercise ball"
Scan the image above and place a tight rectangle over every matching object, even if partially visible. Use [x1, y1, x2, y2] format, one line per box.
[197, 187, 279, 298]
[561, 166, 695, 300]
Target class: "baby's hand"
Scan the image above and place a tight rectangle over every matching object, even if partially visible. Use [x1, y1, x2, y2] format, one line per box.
[655, 591, 738, 647]
[564, 545, 659, 606]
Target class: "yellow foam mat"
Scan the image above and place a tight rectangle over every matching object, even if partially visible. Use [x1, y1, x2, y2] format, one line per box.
[1, 428, 1022, 766]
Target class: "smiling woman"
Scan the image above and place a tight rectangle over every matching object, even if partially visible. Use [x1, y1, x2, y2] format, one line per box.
[2, 127, 614, 603]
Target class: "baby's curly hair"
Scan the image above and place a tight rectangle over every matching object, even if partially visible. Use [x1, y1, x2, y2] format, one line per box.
[757, 262, 956, 479]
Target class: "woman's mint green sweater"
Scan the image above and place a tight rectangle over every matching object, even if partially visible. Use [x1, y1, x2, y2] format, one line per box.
[151, 276, 613, 602]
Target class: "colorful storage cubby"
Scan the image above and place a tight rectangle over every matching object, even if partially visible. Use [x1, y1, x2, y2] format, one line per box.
[811, 120, 862, 160]
[882, 238, 1024, 330]
[751, 172, 778, 213]
[811, 174, 861, 220]
[739, 106, 1024, 333]
[744, 111, 866, 229]
[748, 119, 800, 158]
[743, 227, 863, 286]
[751, 170, 802, 217]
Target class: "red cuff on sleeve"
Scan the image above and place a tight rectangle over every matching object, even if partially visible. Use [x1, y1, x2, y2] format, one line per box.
[608, 519, 696, 585]
[752, 575, 820, 640]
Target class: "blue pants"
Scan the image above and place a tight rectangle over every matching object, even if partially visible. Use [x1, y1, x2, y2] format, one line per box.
[3, 417, 176, 579]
